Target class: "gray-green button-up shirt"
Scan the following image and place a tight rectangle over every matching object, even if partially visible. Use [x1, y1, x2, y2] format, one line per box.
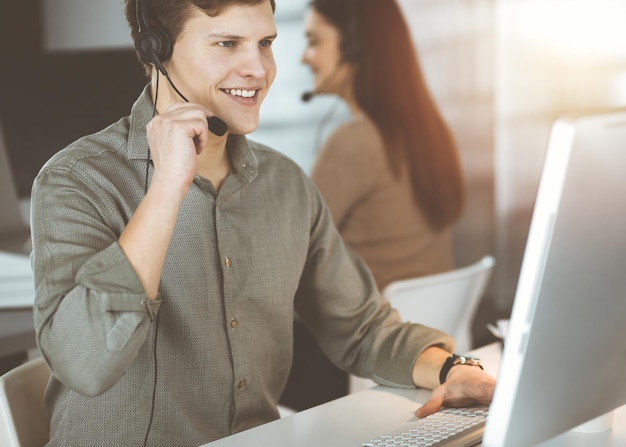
[30, 86, 453, 446]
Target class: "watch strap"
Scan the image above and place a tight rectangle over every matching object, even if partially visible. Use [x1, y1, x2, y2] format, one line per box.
[439, 353, 484, 385]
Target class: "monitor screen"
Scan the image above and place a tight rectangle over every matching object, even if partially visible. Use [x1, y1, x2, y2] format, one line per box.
[483, 108, 626, 446]
[0, 1, 147, 199]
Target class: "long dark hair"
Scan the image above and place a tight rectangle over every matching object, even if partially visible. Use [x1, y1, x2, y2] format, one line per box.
[310, 0, 464, 231]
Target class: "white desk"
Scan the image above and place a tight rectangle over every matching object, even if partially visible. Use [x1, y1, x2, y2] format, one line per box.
[201, 343, 626, 447]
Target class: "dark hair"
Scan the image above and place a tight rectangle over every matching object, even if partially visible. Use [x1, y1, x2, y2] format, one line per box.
[125, 0, 276, 74]
[310, 0, 464, 231]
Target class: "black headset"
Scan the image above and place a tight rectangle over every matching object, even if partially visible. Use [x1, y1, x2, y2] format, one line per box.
[134, 0, 172, 75]
[340, 0, 362, 63]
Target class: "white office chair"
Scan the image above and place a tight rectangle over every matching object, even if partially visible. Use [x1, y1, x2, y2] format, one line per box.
[0, 357, 50, 447]
[350, 255, 496, 393]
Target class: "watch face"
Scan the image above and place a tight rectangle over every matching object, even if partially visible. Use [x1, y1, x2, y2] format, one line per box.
[455, 355, 483, 367]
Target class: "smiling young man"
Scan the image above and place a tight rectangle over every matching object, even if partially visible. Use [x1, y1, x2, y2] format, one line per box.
[29, 0, 494, 446]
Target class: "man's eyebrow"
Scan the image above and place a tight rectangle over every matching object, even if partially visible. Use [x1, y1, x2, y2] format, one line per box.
[207, 32, 278, 40]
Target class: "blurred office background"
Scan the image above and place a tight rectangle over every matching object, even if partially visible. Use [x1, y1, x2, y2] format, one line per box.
[2, 0, 626, 346]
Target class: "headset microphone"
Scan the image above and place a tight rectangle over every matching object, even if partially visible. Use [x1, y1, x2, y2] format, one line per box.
[301, 91, 315, 103]
[207, 116, 228, 137]
[301, 62, 345, 103]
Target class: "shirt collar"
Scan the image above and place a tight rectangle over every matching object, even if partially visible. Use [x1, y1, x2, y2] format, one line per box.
[127, 84, 154, 161]
[227, 134, 258, 183]
[126, 85, 259, 183]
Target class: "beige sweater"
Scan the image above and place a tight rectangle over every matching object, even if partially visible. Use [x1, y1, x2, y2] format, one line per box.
[311, 116, 453, 291]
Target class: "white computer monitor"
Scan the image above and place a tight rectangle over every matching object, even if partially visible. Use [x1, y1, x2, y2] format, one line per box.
[483, 109, 626, 446]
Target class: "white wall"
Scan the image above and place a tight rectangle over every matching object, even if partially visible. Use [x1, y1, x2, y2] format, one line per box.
[42, 0, 133, 51]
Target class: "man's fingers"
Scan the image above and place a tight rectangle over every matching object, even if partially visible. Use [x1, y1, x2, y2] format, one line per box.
[415, 390, 443, 418]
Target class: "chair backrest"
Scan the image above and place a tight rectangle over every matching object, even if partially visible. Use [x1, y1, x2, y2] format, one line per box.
[0, 357, 51, 447]
[382, 255, 496, 353]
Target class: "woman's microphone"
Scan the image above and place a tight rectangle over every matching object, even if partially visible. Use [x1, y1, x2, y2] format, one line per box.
[301, 90, 316, 102]
[301, 62, 345, 103]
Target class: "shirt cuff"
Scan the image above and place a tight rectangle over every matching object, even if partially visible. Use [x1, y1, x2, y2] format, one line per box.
[76, 241, 161, 318]
[372, 325, 454, 388]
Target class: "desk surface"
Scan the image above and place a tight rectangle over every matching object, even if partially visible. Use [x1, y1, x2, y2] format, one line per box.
[201, 343, 626, 447]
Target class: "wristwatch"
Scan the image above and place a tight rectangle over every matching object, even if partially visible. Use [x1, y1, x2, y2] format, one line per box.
[439, 353, 484, 385]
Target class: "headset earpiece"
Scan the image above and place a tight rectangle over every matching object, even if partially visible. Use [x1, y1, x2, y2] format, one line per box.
[135, 0, 173, 67]
[135, 27, 173, 66]
[340, 0, 361, 63]
[340, 39, 361, 63]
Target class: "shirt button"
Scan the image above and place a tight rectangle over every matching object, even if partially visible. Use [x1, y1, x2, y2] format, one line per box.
[230, 318, 238, 329]
[238, 378, 247, 390]
[224, 257, 231, 268]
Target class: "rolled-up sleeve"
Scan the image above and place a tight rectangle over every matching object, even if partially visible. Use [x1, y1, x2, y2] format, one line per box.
[31, 161, 160, 397]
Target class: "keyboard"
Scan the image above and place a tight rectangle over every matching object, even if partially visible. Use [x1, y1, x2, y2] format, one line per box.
[361, 407, 488, 447]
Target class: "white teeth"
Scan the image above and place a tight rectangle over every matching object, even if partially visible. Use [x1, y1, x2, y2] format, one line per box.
[225, 89, 256, 98]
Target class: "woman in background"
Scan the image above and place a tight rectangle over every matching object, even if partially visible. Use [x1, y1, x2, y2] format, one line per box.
[279, 0, 467, 414]
[303, 0, 465, 291]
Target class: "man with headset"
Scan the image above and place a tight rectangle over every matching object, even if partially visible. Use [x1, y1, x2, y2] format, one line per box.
[29, 0, 495, 445]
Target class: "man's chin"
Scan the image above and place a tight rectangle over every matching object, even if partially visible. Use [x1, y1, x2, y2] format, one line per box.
[227, 120, 259, 136]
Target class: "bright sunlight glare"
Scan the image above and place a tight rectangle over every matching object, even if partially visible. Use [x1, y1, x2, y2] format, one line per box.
[515, 0, 626, 60]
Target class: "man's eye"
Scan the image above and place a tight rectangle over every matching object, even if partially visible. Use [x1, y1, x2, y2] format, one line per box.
[259, 39, 273, 48]
[218, 41, 236, 48]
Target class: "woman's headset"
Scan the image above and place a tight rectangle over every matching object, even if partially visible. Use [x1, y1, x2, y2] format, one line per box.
[340, 0, 362, 63]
